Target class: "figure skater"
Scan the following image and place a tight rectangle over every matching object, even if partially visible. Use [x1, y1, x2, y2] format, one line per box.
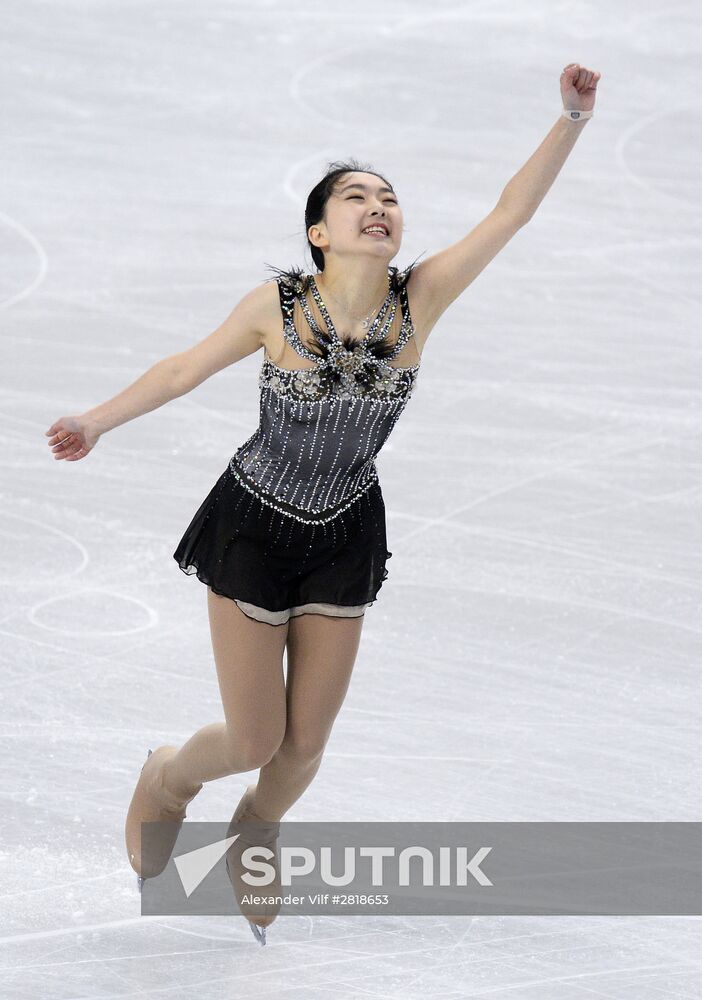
[44, 64, 599, 946]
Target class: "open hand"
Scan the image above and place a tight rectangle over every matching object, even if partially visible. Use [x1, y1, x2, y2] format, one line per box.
[44, 415, 101, 462]
[560, 63, 601, 114]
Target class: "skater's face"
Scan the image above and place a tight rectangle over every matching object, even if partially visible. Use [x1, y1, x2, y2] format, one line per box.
[309, 171, 403, 263]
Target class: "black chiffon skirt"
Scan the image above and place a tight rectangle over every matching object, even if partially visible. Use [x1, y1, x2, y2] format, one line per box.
[173, 462, 393, 624]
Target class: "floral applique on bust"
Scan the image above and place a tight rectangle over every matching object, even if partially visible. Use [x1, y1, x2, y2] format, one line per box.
[259, 261, 421, 403]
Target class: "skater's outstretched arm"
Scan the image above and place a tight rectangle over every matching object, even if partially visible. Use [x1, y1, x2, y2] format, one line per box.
[44, 282, 271, 462]
[407, 63, 601, 356]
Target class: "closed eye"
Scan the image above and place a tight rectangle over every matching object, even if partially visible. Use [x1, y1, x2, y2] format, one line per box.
[347, 195, 398, 203]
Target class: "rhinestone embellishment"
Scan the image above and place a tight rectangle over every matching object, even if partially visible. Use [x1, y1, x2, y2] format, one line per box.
[233, 263, 421, 523]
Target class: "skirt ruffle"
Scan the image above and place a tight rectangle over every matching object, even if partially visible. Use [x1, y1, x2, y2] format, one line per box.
[173, 463, 392, 615]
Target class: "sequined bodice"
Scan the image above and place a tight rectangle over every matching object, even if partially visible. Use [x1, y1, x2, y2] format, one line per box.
[229, 264, 420, 525]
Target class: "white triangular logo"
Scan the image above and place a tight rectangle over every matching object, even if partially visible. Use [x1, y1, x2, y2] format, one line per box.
[173, 834, 240, 897]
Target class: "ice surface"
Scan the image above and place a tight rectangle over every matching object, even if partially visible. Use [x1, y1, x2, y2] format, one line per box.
[2, 0, 701, 996]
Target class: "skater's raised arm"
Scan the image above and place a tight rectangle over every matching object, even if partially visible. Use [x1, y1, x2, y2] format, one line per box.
[44, 283, 270, 463]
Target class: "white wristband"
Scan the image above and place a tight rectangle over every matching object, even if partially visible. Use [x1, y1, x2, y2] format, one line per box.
[562, 107, 593, 121]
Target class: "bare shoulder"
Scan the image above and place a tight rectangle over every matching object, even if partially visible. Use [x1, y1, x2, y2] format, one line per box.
[215, 278, 281, 343]
[402, 263, 442, 355]
[253, 278, 286, 354]
[403, 206, 526, 354]
[172, 279, 283, 390]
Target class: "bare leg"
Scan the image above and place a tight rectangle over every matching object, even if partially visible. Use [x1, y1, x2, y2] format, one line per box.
[250, 611, 365, 822]
[161, 588, 289, 798]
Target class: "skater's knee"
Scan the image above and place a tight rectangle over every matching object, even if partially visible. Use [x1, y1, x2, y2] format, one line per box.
[225, 728, 283, 772]
[275, 728, 327, 766]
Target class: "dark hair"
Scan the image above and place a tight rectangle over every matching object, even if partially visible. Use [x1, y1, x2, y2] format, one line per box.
[264, 157, 424, 291]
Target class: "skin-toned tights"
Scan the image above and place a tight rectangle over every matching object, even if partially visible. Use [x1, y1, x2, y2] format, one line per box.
[160, 588, 364, 821]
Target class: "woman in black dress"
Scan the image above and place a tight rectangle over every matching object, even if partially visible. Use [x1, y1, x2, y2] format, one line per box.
[44, 65, 598, 946]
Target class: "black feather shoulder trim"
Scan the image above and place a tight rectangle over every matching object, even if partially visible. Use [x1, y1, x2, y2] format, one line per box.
[262, 263, 311, 293]
[263, 253, 426, 294]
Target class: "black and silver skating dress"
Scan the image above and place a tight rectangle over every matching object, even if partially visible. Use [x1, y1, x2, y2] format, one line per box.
[173, 262, 421, 625]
